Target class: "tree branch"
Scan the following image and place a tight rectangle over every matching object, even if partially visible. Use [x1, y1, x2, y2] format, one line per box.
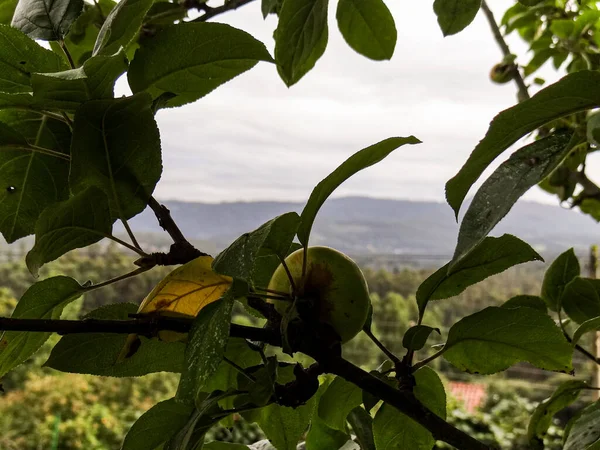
[481, 0, 530, 102]
[191, 0, 256, 22]
[0, 315, 488, 449]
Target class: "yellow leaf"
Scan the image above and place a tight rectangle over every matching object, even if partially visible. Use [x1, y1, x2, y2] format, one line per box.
[138, 255, 232, 318]
[118, 256, 232, 361]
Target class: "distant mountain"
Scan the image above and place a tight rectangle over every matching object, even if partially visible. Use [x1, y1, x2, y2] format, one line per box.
[126, 197, 600, 257]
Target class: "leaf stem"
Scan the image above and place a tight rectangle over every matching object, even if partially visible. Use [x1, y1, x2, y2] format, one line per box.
[59, 40, 76, 69]
[85, 266, 152, 292]
[120, 218, 143, 253]
[105, 233, 147, 257]
[191, 0, 256, 22]
[411, 346, 447, 372]
[254, 287, 290, 297]
[558, 309, 600, 364]
[278, 254, 297, 295]
[223, 356, 256, 383]
[364, 328, 401, 364]
[2, 145, 70, 160]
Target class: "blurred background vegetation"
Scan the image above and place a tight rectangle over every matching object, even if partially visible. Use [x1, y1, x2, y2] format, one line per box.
[0, 243, 595, 449]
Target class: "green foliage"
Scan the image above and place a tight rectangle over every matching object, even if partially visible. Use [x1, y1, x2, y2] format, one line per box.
[1, 0, 600, 448]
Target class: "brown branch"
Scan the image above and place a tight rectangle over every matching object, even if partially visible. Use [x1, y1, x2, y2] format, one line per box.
[0, 315, 488, 449]
[481, 0, 531, 102]
[191, 0, 256, 22]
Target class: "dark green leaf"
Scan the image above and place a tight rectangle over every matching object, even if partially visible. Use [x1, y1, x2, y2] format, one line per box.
[69, 93, 162, 221]
[518, 0, 544, 5]
[262, 0, 280, 17]
[11, 0, 83, 40]
[347, 407, 375, 450]
[446, 71, 600, 217]
[298, 136, 420, 246]
[44, 303, 185, 376]
[403, 325, 440, 351]
[213, 212, 300, 282]
[204, 443, 250, 450]
[0, 113, 70, 242]
[26, 187, 112, 276]
[122, 397, 195, 450]
[573, 317, 600, 346]
[542, 248, 580, 311]
[502, 295, 547, 312]
[451, 131, 572, 266]
[203, 338, 261, 411]
[443, 306, 572, 374]
[128, 22, 273, 108]
[31, 52, 128, 111]
[256, 396, 316, 450]
[373, 367, 445, 449]
[336, 0, 396, 60]
[417, 235, 542, 315]
[0, 276, 84, 377]
[60, 0, 117, 67]
[275, 0, 328, 86]
[318, 376, 362, 431]
[177, 290, 235, 404]
[433, 0, 481, 36]
[562, 278, 600, 324]
[0, 24, 66, 93]
[362, 363, 394, 413]
[92, 0, 153, 56]
[564, 401, 600, 450]
[528, 380, 589, 448]
[305, 378, 350, 450]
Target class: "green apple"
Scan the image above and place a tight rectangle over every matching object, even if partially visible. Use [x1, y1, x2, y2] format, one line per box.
[267, 246, 371, 343]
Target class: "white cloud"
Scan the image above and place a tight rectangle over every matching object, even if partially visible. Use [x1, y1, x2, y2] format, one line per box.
[140, 0, 570, 206]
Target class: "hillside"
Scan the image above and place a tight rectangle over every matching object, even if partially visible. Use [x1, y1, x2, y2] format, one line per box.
[125, 197, 600, 257]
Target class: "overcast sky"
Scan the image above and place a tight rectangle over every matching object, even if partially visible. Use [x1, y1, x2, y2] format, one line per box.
[139, 0, 570, 207]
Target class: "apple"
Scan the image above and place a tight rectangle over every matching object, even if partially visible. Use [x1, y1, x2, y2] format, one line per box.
[267, 246, 371, 343]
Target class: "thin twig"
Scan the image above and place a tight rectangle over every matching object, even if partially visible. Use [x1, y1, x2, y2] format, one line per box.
[85, 266, 152, 292]
[481, 0, 530, 102]
[191, 0, 256, 22]
[148, 196, 191, 245]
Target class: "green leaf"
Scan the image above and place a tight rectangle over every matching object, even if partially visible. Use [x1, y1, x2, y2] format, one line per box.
[31, 52, 128, 111]
[44, 303, 185, 376]
[92, 0, 153, 56]
[446, 71, 600, 217]
[256, 396, 316, 450]
[59, 0, 117, 67]
[203, 338, 261, 410]
[297, 136, 420, 246]
[0, 24, 66, 93]
[564, 401, 600, 450]
[306, 379, 351, 450]
[433, 0, 481, 36]
[11, 0, 83, 41]
[213, 212, 300, 282]
[347, 407, 375, 450]
[502, 295, 547, 312]
[0, 113, 70, 242]
[128, 22, 273, 108]
[518, 0, 544, 5]
[262, 0, 280, 18]
[443, 306, 572, 374]
[204, 443, 250, 450]
[336, 0, 396, 60]
[542, 248, 580, 311]
[26, 187, 112, 276]
[0, 0, 17, 24]
[562, 278, 600, 324]
[69, 93, 162, 221]
[0, 276, 84, 377]
[373, 367, 445, 450]
[528, 380, 590, 448]
[122, 397, 195, 450]
[573, 317, 600, 346]
[275, 0, 328, 86]
[417, 234, 542, 315]
[318, 376, 362, 431]
[177, 290, 235, 404]
[403, 325, 440, 351]
[451, 131, 572, 266]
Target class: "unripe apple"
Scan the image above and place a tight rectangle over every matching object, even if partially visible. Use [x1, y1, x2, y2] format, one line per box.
[268, 246, 371, 343]
[489, 62, 516, 84]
